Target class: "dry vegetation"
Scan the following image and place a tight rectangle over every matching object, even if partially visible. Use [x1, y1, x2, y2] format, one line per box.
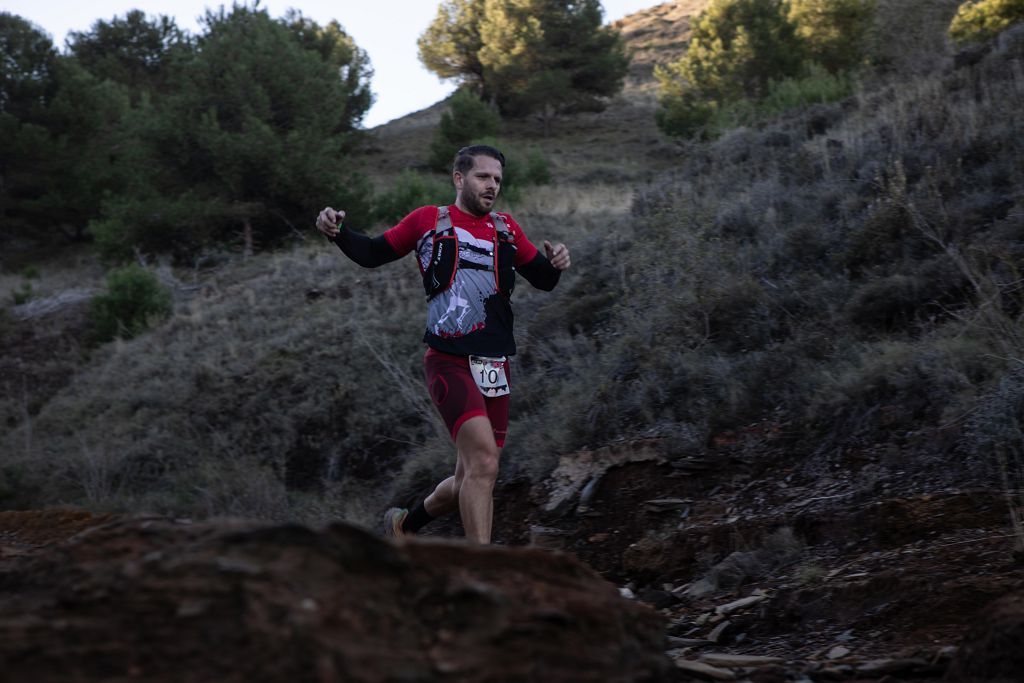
[2, 2, 1022, 541]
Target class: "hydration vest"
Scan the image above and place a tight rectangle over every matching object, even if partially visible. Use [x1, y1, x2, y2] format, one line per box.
[423, 205, 517, 300]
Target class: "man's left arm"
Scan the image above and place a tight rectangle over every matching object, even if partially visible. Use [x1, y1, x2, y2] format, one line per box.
[507, 215, 570, 291]
[517, 240, 570, 291]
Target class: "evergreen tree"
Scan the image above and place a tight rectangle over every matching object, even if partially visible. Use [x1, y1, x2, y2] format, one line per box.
[419, 0, 487, 87]
[1, 14, 129, 244]
[667, 0, 805, 104]
[66, 11, 189, 97]
[655, 0, 875, 138]
[418, 0, 628, 122]
[949, 0, 1024, 45]
[1, 13, 60, 242]
[92, 6, 374, 259]
[788, 0, 875, 73]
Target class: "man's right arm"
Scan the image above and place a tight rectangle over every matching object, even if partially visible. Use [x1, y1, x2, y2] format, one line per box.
[316, 206, 400, 268]
[331, 228, 401, 268]
[317, 205, 435, 267]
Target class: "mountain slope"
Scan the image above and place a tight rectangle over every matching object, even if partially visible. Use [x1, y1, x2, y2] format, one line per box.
[2, 4, 1024, 678]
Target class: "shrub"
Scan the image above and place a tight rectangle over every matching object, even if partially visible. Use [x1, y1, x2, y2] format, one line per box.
[654, 87, 717, 139]
[949, 0, 1024, 45]
[90, 192, 239, 262]
[711, 63, 855, 132]
[10, 282, 33, 305]
[656, 0, 872, 138]
[497, 141, 552, 202]
[374, 171, 452, 224]
[844, 273, 926, 332]
[789, 0, 876, 72]
[676, 0, 806, 102]
[89, 264, 172, 343]
[759, 63, 854, 114]
[966, 365, 1024, 552]
[429, 87, 502, 171]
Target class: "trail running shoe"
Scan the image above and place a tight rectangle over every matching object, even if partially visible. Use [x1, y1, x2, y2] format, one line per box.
[382, 507, 408, 539]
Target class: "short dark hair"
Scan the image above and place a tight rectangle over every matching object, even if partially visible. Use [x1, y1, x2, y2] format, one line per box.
[453, 144, 505, 175]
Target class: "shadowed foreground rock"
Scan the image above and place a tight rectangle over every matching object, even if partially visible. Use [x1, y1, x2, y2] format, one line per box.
[0, 515, 672, 682]
[946, 592, 1024, 683]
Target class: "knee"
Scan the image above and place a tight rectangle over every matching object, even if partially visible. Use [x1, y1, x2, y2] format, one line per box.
[464, 445, 500, 483]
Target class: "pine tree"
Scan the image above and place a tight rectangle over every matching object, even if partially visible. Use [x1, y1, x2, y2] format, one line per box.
[949, 0, 1024, 45]
[66, 11, 189, 98]
[92, 6, 374, 259]
[418, 0, 628, 123]
[788, 0, 875, 73]
[1, 13, 130, 244]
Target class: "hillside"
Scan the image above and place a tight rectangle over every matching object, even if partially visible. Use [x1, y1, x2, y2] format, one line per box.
[2, 1, 1024, 679]
[361, 1, 703, 190]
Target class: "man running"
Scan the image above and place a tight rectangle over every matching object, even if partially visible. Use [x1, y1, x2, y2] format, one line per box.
[316, 145, 570, 544]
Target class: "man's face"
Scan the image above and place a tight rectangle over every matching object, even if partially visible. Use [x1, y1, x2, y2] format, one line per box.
[455, 155, 502, 217]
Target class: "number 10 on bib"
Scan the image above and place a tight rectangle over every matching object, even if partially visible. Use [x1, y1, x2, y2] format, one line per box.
[469, 356, 509, 397]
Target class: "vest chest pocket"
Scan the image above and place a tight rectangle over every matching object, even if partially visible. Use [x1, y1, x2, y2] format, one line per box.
[424, 232, 458, 298]
[496, 237, 516, 298]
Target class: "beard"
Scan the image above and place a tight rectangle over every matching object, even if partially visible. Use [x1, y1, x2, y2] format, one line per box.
[462, 189, 495, 217]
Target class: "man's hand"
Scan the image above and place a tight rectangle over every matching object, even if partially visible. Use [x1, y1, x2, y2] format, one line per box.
[315, 207, 346, 238]
[543, 240, 571, 271]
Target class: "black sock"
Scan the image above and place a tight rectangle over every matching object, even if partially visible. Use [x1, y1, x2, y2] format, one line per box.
[402, 500, 435, 534]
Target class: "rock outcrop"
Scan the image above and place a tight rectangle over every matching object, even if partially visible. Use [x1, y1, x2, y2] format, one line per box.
[0, 512, 672, 682]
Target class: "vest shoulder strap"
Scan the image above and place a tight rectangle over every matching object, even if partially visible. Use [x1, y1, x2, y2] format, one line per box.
[490, 211, 513, 239]
[435, 205, 452, 235]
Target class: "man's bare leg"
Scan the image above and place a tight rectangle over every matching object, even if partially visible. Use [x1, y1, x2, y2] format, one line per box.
[423, 454, 465, 518]
[453, 415, 500, 543]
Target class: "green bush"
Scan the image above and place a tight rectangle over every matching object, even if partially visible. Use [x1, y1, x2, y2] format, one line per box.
[497, 141, 552, 201]
[10, 282, 33, 305]
[89, 264, 172, 343]
[789, 0, 876, 72]
[949, 0, 1024, 45]
[374, 171, 452, 224]
[759, 63, 854, 113]
[429, 87, 502, 171]
[654, 88, 717, 139]
[656, 0, 872, 138]
[522, 148, 552, 186]
[90, 192, 239, 262]
[666, 0, 807, 104]
[710, 63, 854, 132]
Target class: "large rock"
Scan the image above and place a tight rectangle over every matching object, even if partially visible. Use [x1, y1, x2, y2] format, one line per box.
[0, 515, 673, 682]
[946, 592, 1024, 683]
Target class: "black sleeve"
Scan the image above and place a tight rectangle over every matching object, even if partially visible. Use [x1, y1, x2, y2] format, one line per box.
[330, 226, 401, 268]
[518, 252, 562, 291]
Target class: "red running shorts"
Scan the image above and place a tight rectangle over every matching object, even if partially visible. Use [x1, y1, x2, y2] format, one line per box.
[423, 348, 510, 447]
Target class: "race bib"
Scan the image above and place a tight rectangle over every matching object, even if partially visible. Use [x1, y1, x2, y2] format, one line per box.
[469, 355, 510, 397]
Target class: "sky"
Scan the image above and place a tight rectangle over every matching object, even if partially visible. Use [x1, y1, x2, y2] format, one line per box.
[6, 0, 658, 128]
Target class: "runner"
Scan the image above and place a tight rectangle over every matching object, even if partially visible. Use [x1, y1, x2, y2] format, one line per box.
[315, 145, 570, 544]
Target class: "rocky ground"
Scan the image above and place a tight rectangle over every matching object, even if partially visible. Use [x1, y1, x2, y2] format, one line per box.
[417, 431, 1024, 682]
[0, 510, 671, 682]
[1, 477, 1022, 682]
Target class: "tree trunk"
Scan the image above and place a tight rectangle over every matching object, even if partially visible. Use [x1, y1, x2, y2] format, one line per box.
[243, 217, 253, 260]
